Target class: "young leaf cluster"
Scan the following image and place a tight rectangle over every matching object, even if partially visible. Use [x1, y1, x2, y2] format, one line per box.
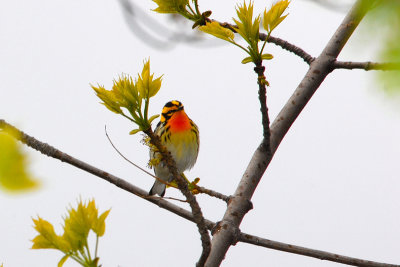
[32, 199, 110, 267]
[0, 130, 39, 192]
[153, 0, 210, 27]
[198, 0, 290, 65]
[91, 59, 162, 134]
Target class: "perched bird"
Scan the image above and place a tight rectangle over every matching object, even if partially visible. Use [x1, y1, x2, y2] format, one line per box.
[149, 100, 199, 196]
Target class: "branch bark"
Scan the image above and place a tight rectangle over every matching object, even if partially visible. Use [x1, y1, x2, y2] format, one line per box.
[333, 60, 400, 70]
[239, 233, 400, 267]
[144, 128, 211, 266]
[205, 1, 373, 266]
[0, 119, 210, 266]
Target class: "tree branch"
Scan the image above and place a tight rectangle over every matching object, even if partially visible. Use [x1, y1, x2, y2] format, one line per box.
[239, 233, 400, 267]
[333, 60, 400, 71]
[205, 1, 373, 266]
[0, 119, 212, 265]
[270, 0, 371, 154]
[204, 64, 273, 266]
[143, 129, 211, 266]
[2, 119, 398, 267]
[263, 34, 315, 64]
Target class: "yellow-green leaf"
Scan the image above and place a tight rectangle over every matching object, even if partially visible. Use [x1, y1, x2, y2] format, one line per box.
[0, 132, 39, 192]
[199, 21, 235, 42]
[32, 217, 59, 249]
[92, 209, 111, 237]
[129, 129, 141, 135]
[148, 114, 160, 125]
[62, 201, 91, 251]
[241, 56, 253, 64]
[137, 59, 163, 99]
[149, 75, 163, 97]
[263, 0, 290, 34]
[57, 255, 69, 267]
[262, 53, 274, 60]
[234, 1, 260, 44]
[91, 84, 123, 114]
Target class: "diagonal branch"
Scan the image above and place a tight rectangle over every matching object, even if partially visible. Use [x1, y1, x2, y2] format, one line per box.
[144, 128, 211, 266]
[0, 119, 215, 229]
[205, 1, 373, 266]
[238, 233, 400, 267]
[263, 35, 315, 64]
[0, 119, 210, 266]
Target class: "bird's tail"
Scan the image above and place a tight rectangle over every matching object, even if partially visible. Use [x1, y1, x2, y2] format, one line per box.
[149, 180, 166, 197]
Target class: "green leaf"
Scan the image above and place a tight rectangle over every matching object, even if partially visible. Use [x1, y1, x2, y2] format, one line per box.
[137, 59, 163, 99]
[31, 217, 60, 250]
[0, 132, 40, 192]
[129, 129, 141, 135]
[62, 201, 91, 251]
[57, 255, 69, 267]
[92, 209, 111, 237]
[263, 0, 290, 34]
[241, 56, 253, 64]
[233, 1, 260, 44]
[199, 21, 235, 42]
[148, 114, 160, 125]
[262, 53, 274, 60]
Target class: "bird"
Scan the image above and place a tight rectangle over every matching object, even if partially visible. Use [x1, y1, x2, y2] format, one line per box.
[149, 100, 199, 196]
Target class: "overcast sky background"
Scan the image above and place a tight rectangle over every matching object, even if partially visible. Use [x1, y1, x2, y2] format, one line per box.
[1, 0, 400, 266]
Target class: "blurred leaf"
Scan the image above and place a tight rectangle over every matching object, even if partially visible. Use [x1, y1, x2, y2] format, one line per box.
[0, 132, 39, 192]
[364, 0, 400, 94]
[152, 0, 189, 14]
[199, 21, 235, 42]
[263, 0, 290, 34]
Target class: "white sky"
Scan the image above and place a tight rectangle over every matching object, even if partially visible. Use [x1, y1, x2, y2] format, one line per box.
[1, 0, 399, 266]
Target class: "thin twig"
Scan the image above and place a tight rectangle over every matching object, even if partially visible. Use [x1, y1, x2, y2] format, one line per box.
[195, 185, 230, 203]
[333, 60, 400, 71]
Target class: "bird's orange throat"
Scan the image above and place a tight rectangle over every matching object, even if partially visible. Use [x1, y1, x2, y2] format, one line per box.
[168, 110, 192, 133]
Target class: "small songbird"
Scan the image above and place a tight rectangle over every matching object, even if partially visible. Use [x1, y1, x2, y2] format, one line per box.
[149, 100, 199, 196]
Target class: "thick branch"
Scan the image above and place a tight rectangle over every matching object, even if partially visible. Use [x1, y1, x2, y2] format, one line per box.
[239, 233, 400, 267]
[270, 0, 370, 153]
[333, 60, 400, 71]
[205, 1, 372, 266]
